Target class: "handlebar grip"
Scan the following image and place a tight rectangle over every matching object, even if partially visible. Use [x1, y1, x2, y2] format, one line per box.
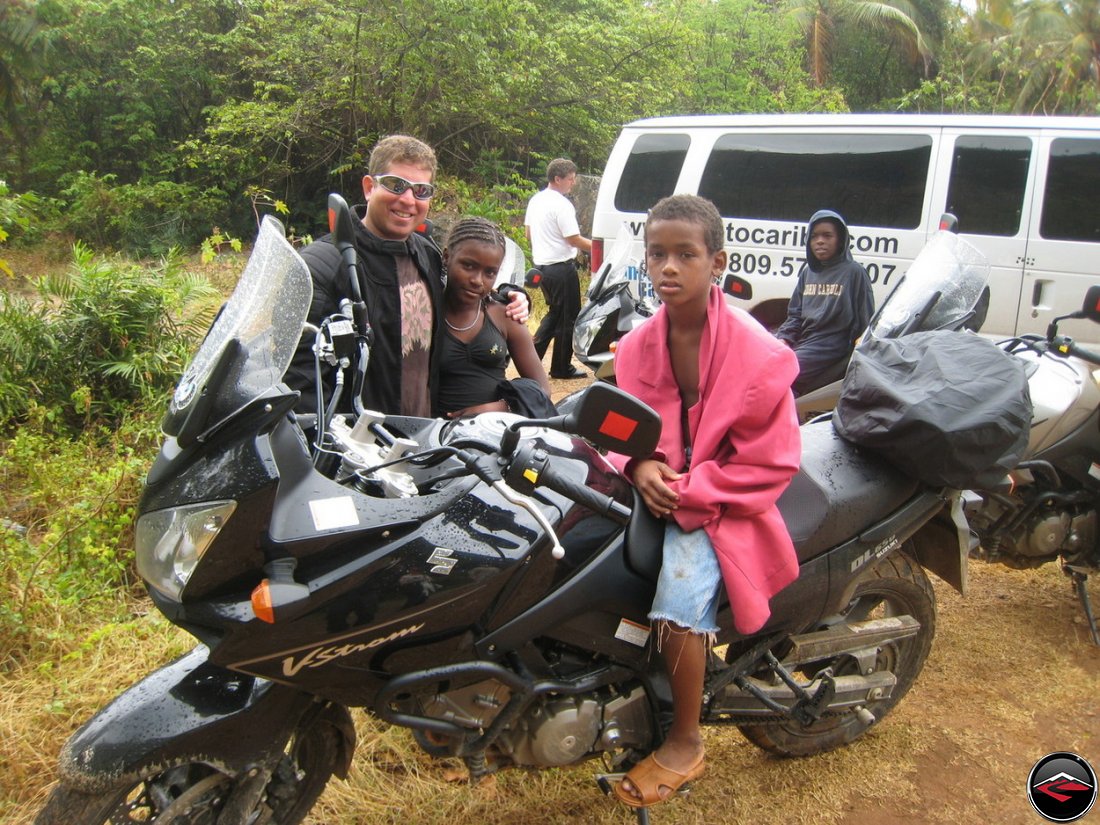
[506, 443, 632, 524]
[538, 461, 632, 524]
[1066, 341, 1100, 366]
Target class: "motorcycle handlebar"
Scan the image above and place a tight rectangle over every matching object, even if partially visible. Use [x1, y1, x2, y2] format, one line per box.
[505, 443, 632, 526]
[1062, 339, 1100, 366]
[537, 461, 633, 525]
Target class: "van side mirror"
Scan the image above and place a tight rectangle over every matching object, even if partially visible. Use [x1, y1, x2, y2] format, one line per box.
[722, 274, 753, 301]
[1082, 285, 1100, 324]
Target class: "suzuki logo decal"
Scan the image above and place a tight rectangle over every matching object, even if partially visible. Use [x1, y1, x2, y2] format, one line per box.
[428, 547, 457, 575]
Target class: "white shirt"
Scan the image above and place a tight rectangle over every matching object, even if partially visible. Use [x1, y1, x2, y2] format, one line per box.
[524, 188, 580, 266]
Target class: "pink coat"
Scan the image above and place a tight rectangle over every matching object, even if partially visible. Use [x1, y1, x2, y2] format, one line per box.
[612, 285, 801, 634]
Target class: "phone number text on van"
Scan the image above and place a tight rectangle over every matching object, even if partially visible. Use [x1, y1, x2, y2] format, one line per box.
[723, 222, 900, 285]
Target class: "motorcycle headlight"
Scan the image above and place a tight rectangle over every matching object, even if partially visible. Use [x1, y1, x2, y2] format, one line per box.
[135, 501, 237, 601]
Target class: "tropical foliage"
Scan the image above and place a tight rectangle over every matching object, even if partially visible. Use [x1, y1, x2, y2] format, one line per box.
[0, 243, 220, 432]
[967, 0, 1100, 113]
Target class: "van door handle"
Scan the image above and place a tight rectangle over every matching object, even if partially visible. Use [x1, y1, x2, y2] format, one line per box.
[1031, 278, 1052, 316]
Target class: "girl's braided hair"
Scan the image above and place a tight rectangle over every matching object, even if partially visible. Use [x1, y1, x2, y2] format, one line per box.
[445, 216, 507, 253]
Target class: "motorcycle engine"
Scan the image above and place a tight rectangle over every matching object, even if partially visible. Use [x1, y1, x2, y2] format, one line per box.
[965, 490, 1097, 568]
[413, 678, 651, 768]
[495, 688, 650, 767]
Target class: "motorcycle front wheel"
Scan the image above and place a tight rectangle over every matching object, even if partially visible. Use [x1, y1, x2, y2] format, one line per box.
[737, 548, 935, 757]
[35, 716, 342, 825]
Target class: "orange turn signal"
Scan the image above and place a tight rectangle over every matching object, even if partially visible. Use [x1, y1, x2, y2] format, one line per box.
[251, 580, 275, 623]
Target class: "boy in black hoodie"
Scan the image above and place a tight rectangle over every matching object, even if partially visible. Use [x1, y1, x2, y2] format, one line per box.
[776, 210, 873, 395]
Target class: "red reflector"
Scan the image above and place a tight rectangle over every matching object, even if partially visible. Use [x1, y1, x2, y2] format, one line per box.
[416, 222, 428, 234]
[327, 208, 336, 234]
[598, 410, 638, 442]
[591, 238, 604, 272]
[730, 282, 744, 294]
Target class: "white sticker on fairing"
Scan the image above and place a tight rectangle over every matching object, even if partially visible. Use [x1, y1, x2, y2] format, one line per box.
[615, 618, 651, 648]
[309, 496, 359, 531]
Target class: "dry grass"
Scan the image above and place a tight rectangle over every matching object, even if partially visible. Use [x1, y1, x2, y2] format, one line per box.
[4, 562, 1097, 825]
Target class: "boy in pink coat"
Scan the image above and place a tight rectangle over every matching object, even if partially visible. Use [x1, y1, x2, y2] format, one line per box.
[612, 195, 801, 809]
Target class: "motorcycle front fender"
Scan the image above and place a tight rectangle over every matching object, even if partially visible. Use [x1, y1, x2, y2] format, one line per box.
[58, 645, 354, 793]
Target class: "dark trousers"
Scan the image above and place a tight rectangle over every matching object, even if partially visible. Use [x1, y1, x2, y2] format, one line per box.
[533, 259, 581, 376]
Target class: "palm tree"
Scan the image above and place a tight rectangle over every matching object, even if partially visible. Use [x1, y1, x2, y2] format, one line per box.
[1016, 0, 1100, 111]
[0, 0, 53, 157]
[0, 1, 48, 112]
[969, 0, 1100, 112]
[786, 0, 936, 86]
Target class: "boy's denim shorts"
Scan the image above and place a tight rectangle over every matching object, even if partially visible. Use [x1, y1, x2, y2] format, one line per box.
[649, 521, 722, 634]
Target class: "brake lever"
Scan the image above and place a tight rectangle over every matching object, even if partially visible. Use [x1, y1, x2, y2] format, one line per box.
[490, 479, 565, 559]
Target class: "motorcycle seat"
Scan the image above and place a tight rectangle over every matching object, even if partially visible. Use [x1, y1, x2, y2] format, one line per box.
[623, 487, 665, 582]
[623, 421, 919, 580]
[778, 420, 919, 562]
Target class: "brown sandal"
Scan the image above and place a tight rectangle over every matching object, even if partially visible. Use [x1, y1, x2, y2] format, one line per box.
[613, 753, 706, 808]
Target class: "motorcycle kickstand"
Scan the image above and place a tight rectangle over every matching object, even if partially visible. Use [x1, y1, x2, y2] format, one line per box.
[1067, 567, 1100, 646]
[594, 774, 653, 825]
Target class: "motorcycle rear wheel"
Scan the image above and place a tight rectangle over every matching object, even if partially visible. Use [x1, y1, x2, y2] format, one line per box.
[35, 718, 341, 825]
[737, 549, 935, 757]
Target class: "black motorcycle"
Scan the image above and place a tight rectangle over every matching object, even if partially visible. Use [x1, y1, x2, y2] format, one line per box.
[38, 209, 965, 824]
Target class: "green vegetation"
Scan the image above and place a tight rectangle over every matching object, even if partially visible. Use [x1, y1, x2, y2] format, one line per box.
[0, 243, 220, 431]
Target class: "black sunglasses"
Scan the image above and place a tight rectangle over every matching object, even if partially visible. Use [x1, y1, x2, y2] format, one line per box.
[373, 174, 435, 201]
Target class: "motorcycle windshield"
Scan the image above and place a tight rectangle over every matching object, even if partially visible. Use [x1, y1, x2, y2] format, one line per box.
[588, 222, 651, 304]
[494, 236, 527, 289]
[868, 231, 990, 339]
[164, 216, 313, 436]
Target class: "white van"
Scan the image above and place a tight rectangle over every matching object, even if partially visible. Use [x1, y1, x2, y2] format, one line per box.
[590, 114, 1100, 342]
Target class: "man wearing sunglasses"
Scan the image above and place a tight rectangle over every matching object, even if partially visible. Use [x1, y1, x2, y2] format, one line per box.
[285, 134, 529, 418]
[524, 158, 591, 380]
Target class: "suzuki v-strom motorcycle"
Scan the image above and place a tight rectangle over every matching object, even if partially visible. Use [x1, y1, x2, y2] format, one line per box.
[39, 210, 967, 824]
[961, 288, 1100, 645]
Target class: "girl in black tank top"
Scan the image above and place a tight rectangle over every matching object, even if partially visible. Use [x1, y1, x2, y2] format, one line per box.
[437, 218, 552, 418]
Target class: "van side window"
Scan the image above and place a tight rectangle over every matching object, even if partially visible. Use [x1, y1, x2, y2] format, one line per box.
[698, 133, 931, 229]
[1040, 138, 1100, 243]
[945, 136, 1032, 236]
[614, 133, 691, 213]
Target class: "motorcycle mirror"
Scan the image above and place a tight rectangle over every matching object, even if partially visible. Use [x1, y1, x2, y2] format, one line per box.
[722, 274, 753, 301]
[562, 382, 661, 458]
[1082, 285, 1100, 324]
[328, 193, 357, 248]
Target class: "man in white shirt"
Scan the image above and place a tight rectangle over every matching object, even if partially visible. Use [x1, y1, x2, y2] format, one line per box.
[524, 158, 592, 379]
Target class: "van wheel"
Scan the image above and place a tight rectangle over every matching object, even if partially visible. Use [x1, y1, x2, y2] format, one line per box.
[749, 301, 789, 333]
